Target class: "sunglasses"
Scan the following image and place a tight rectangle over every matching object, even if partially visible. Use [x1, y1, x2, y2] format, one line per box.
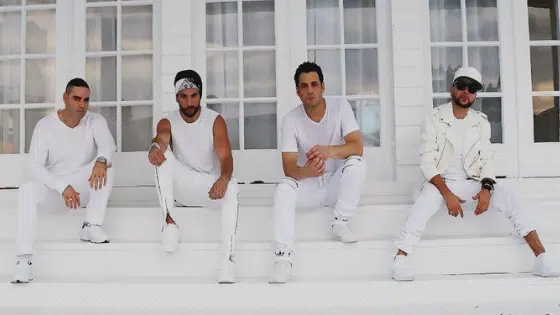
[453, 80, 480, 94]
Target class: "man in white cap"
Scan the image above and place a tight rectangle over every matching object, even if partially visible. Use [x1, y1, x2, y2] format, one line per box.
[147, 69, 239, 284]
[391, 66, 559, 281]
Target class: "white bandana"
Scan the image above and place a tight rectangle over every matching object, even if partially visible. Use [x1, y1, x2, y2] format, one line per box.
[174, 78, 200, 94]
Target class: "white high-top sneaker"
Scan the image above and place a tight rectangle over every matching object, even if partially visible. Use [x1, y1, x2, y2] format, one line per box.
[269, 250, 293, 284]
[80, 222, 109, 243]
[532, 252, 560, 277]
[162, 223, 180, 253]
[12, 259, 33, 284]
[332, 217, 357, 243]
[391, 254, 414, 281]
[218, 259, 235, 284]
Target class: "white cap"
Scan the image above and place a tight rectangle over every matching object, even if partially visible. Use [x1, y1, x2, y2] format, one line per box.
[453, 66, 483, 90]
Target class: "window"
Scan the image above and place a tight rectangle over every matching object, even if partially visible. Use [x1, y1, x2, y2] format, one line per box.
[306, 0, 381, 147]
[429, 0, 502, 143]
[85, 0, 154, 152]
[205, 0, 277, 150]
[0, 0, 56, 154]
[528, 0, 560, 142]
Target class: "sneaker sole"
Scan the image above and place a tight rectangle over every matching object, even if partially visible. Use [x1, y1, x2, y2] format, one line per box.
[80, 239, 110, 244]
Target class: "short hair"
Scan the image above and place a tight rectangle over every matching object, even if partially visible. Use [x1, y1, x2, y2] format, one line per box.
[65, 78, 89, 94]
[293, 61, 324, 86]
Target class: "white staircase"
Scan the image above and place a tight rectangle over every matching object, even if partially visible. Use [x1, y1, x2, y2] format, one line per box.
[1, 178, 560, 314]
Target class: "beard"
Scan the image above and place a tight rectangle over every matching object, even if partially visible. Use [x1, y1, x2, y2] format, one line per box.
[452, 95, 474, 108]
[180, 106, 200, 118]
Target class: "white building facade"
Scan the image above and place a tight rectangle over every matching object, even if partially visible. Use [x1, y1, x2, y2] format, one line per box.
[0, 0, 558, 189]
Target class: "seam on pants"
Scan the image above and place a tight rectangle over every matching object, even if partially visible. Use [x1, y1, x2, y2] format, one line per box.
[228, 192, 240, 263]
[154, 166, 170, 220]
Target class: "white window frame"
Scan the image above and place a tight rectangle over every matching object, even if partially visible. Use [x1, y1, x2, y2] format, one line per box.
[0, 0, 162, 188]
[425, 0, 519, 177]
[192, 0, 395, 183]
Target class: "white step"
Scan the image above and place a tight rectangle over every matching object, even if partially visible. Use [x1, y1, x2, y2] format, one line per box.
[1, 238, 560, 281]
[2, 277, 560, 315]
[1, 204, 560, 242]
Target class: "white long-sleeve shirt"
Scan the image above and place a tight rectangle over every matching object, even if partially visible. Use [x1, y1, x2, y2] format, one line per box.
[28, 111, 116, 194]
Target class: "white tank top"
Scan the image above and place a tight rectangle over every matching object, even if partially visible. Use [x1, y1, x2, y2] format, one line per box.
[166, 107, 220, 174]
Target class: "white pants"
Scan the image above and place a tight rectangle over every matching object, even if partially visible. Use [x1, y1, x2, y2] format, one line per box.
[16, 162, 113, 256]
[153, 151, 239, 261]
[273, 155, 366, 252]
[395, 179, 535, 254]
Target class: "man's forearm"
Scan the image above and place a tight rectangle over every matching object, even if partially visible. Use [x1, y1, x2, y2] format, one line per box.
[429, 175, 452, 197]
[151, 136, 169, 152]
[219, 156, 234, 180]
[284, 166, 309, 181]
[329, 141, 363, 159]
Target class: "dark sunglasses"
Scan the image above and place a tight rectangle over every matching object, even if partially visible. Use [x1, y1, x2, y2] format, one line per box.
[453, 80, 480, 94]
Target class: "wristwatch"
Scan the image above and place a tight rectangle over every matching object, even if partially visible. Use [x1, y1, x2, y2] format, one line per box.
[96, 157, 107, 165]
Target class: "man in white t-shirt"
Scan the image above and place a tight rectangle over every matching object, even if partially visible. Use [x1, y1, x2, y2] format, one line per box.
[269, 62, 366, 284]
[391, 67, 559, 281]
[12, 78, 116, 284]
[148, 69, 239, 284]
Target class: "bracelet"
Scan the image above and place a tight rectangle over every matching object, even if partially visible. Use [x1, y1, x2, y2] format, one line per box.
[149, 142, 160, 151]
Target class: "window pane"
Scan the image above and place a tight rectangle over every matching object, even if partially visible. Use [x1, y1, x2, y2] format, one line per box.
[429, 0, 461, 42]
[86, 56, 117, 102]
[87, 0, 115, 2]
[122, 55, 152, 101]
[122, 105, 152, 152]
[433, 97, 451, 107]
[89, 106, 117, 144]
[530, 46, 560, 92]
[207, 103, 240, 150]
[122, 5, 152, 51]
[349, 99, 380, 147]
[528, 0, 559, 41]
[472, 97, 502, 143]
[243, 51, 276, 98]
[206, 51, 238, 98]
[0, 0, 22, 5]
[0, 109, 20, 154]
[244, 103, 276, 149]
[533, 96, 559, 143]
[25, 107, 54, 153]
[0, 59, 20, 104]
[26, 0, 56, 4]
[0, 11, 21, 55]
[466, 0, 498, 41]
[308, 49, 341, 95]
[25, 58, 55, 103]
[242, 0, 274, 46]
[343, 0, 376, 44]
[431, 47, 462, 92]
[468, 46, 500, 92]
[86, 7, 117, 52]
[307, 0, 340, 45]
[206, 2, 238, 48]
[26, 9, 55, 54]
[345, 48, 378, 95]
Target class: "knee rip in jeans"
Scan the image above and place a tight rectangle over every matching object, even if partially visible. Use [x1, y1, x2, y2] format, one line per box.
[278, 177, 298, 190]
[342, 155, 363, 173]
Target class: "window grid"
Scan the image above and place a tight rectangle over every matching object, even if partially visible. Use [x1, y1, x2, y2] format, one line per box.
[85, 0, 154, 152]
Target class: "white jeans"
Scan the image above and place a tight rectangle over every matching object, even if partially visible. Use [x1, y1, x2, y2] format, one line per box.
[396, 179, 535, 254]
[273, 155, 366, 253]
[153, 151, 239, 261]
[16, 162, 113, 256]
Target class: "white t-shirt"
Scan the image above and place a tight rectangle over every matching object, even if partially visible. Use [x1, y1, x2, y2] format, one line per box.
[442, 116, 469, 180]
[28, 111, 116, 194]
[165, 107, 220, 175]
[281, 98, 360, 174]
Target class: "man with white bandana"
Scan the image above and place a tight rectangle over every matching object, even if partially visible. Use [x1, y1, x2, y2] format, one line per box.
[148, 69, 239, 284]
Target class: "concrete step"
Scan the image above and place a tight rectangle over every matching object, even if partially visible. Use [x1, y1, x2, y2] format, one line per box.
[1, 204, 559, 242]
[2, 277, 560, 315]
[1, 237, 560, 281]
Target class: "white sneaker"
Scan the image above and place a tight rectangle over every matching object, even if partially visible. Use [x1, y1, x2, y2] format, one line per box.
[332, 218, 357, 243]
[218, 259, 235, 284]
[532, 252, 560, 277]
[269, 250, 293, 284]
[391, 254, 414, 281]
[162, 223, 180, 253]
[11, 259, 33, 284]
[80, 222, 109, 243]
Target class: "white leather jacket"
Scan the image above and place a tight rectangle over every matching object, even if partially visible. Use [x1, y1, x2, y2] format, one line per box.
[419, 102, 495, 183]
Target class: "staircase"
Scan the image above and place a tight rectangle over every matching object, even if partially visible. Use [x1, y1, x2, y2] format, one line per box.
[1, 178, 560, 314]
